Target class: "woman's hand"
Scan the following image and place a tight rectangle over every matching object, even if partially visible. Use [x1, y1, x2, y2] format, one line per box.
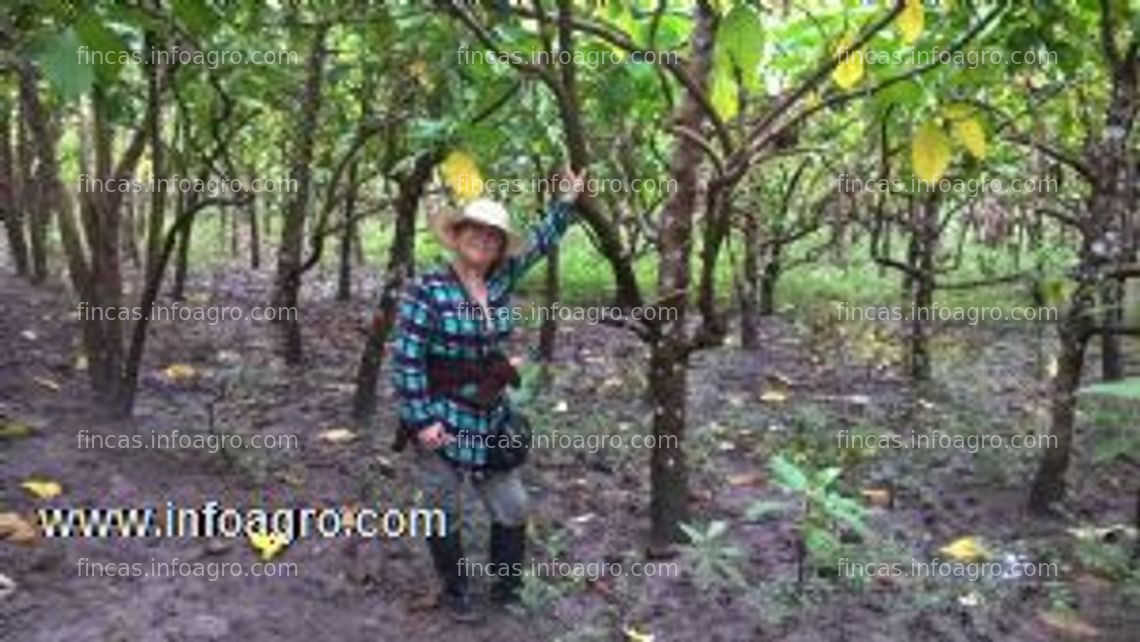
[417, 422, 454, 449]
[554, 165, 588, 204]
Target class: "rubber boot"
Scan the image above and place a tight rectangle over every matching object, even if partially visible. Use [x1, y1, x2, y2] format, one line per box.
[426, 531, 482, 623]
[489, 523, 527, 605]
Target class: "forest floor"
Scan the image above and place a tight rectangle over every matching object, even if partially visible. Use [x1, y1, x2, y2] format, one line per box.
[1, 266, 1138, 642]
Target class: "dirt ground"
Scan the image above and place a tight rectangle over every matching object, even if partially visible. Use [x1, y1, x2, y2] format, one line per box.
[1, 266, 1138, 642]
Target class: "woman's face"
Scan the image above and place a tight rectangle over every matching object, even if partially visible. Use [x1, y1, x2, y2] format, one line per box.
[454, 221, 505, 271]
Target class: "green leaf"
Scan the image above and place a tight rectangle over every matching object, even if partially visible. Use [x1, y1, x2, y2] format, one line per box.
[745, 500, 791, 521]
[74, 13, 128, 84]
[769, 454, 809, 491]
[706, 520, 730, 539]
[1080, 378, 1140, 400]
[1092, 432, 1140, 463]
[715, 4, 763, 91]
[171, 0, 220, 37]
[33, 28, 95, 102]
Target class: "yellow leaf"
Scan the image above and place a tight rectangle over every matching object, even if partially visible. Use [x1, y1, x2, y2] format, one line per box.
[0, 422, 34, 440]
[710, 69, 739, 121]
[318, 427, 357, 444]
[440, 151, 483, 202]
[760, 389, 788, 404]
[832, 35, 863, 90]
[408, 60, 432, 89]
[911, 121, 951, 183]
[21, 479, 63, 500]
[1046, 355, 1059, 379]
[248, 529, 289, 561]
[939, 536, 991, 562]
[952, 117, 986, 160]
[0, 512, 38, 544]
[74, 354, 88, 372]
[898, 0, 924, 44]
[163, 363, 198, 381]
[624, 627, 654, 642]
[941, 103, 972, 121]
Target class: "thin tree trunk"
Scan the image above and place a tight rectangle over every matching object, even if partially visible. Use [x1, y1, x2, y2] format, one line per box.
[759, 243, 783, 317]
[0, 99, 30, 277]
[1029, 300, 1091, 512]
[273, 26, 328, 365]
[171, 192, 191, 301]
[352, 151, 437, 422]
[336, 159, 359, 302]
[18, 96, 47, 283]
[1100, 279, 1125, 380]
[248, 190, 260, 269]
[539, 244, 560, 361]
[739, 207, 759, 349]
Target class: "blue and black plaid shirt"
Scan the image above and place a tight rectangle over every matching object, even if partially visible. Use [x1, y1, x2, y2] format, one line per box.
[390, 200, 574, 468]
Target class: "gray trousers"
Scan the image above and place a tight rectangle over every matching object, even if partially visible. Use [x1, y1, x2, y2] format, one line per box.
[413, 446, 529, 533]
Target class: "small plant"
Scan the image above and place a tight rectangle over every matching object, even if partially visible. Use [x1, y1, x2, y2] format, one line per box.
[747, 454, 872, 588]
[678, 520, 748, 591]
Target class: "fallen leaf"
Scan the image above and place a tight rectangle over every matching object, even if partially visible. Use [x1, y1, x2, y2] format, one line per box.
[939, 536, 991, 562]
[21, 479, 63, 500]
[0, 512, 39, 544]
[0, 572, 15, 600]
[861, 488, 892, 508]
[318, 428, 357, 444]
[20, 330, 37, 341]
[1038, 610, 1101, 638]
[248, 529, 289, 561]
[0, 422, 34, 440]
[33, 377, 61, 392]
[728, 473, 762, 487]
[760, 390, 788, 404]
[163, 363, 198, 381]
[958, 591, 984, 607]
[624, 626, 654, 642]
[553, 400, 569, 413]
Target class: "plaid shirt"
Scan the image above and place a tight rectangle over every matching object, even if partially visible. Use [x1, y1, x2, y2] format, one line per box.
[390, 200, 574, 468]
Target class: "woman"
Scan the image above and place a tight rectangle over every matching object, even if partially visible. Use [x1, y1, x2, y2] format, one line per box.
[390, 166, 586, 620]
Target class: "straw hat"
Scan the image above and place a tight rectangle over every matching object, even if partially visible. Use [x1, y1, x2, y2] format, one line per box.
[432, 198, 524, 256]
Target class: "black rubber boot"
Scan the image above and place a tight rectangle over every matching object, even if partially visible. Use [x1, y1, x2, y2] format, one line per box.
[489, 523, 527, 605]
[426, 531, 482, 623]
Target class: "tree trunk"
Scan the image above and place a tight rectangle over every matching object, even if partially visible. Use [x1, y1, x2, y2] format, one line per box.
[739, 207, 760, 349]
[539, 243, 560, 361]
[171, 192, 191, 301]
[273, 26, 328, 365]
[648, 338, 690, 551]
[759, 242, 783, 317]
[647, 0, 714, 550]
[1029, 298, 1091, 512]
[0, 99, 30, 277]
[1100, 279, 1125, 380]
[907, 196, 937, 383]
[17, 88, 47, 283]
[248, 190, 261, 269]
[352, 151, 437, 422]
[336, 159, 359, 302]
